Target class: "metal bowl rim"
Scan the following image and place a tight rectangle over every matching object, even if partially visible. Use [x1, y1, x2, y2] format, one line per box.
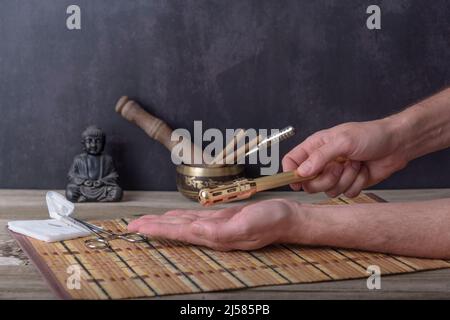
[176, 164, 244, 177]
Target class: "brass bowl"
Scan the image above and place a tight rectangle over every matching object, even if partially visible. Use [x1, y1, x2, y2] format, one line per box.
[176, 164, 245, 201]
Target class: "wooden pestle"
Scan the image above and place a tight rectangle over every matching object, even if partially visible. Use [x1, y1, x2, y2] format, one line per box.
[115, 96, 202, 164]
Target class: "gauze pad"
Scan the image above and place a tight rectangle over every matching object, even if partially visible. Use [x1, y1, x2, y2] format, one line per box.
[8, 219, 91, 242]
[8, 191, 91, 242]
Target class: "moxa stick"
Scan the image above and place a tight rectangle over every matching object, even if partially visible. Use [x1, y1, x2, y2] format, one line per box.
[199, 157, 347, 206]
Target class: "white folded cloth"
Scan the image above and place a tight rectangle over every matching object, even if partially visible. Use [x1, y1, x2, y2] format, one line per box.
[8, 191, 94, 242]
[8, 219, 91, 242]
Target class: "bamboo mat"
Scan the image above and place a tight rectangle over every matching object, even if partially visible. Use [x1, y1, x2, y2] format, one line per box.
[10, 193, 450, 299]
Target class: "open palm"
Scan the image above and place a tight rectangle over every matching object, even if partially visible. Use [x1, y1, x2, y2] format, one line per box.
[128, 199, 300, 251]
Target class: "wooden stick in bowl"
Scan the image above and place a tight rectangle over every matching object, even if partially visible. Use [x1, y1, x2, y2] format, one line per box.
[224, 133, 263, 164]
[210, 128, 245, 166]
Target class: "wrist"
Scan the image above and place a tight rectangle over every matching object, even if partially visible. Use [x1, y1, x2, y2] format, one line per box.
[284, 201, 319, 245]
[380, 114, 415, 163]
[288, 203, 355, 247]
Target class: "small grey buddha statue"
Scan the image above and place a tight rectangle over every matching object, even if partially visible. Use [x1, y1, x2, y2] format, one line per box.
[66, 126, 123, 202]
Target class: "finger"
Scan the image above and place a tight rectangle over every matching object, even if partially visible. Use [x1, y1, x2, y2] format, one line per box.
[162, 213, 201, 220]
[302, 162, 344, 194]
[297, 139, 349, 177]
[136, 222, 224, 249]
[131, 205, 244, 232]
[282, 143, 311, 191]
[127, 215, 163, 227]
[288, 183, 302, 191]
[325, 161, 360, 198]
[282, 147, 309, 171]
[133, 214, 194, 223]
[344, 165, 369, 198]
[186, 205, 245, 220]
[153, 216, 197, 224]
[163, 209, 215, 217]
[132, 214, 161, 220]
[128, 216, 195, 231]
[164, 207, 241, 219]
[128, 219, 148, 232]
[136, 222, 191, 240]
[135, 206, 249, 247]
[137, 222, 233, 250]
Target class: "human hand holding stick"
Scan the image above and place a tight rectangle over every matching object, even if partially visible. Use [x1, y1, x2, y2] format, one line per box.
[199, 157, 347, 206]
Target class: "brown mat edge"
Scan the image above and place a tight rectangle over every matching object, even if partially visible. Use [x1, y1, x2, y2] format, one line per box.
[8, 229, 73, 300]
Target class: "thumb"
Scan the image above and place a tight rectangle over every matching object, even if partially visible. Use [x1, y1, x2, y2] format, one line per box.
[298, 143, 346, 176]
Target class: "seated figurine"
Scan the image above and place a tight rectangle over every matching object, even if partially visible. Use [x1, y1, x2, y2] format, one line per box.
[66, 126, 123, 202]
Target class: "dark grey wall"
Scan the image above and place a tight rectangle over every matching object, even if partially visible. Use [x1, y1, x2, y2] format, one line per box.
[0, 0, 449, 191]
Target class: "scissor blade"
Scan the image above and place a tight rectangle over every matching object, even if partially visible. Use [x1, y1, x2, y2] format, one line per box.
[60, 216, 93, 234]
[73, 218, 111, 234]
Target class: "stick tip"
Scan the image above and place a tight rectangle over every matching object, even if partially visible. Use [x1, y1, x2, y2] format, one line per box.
[115, 96, 129, 114]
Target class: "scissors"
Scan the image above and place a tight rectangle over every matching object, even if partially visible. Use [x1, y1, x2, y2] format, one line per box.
[46, 191, 147, 250]
[69, 217, 147, 250]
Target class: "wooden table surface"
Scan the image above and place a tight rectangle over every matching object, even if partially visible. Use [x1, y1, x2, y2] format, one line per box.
[1, 189, 450, 300]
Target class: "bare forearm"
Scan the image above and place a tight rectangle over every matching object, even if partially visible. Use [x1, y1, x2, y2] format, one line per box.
[292, 199, 450, 259]
[387, 87, 450, 161]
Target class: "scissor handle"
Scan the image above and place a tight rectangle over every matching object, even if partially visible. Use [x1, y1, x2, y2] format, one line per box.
[118, 233, 147, 243]
[85, 237, 110, 250]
